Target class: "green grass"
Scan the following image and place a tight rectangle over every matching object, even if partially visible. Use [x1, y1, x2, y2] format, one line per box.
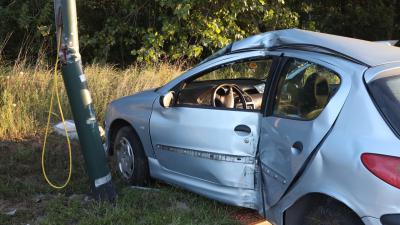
[0, 136, 242, 225]
[40, 188, 238, 225]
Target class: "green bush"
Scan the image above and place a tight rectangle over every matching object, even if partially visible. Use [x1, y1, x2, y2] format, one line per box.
[0, 0, 399, 65]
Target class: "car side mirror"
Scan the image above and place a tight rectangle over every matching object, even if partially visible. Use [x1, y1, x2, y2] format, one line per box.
[160, 91, 175, 108]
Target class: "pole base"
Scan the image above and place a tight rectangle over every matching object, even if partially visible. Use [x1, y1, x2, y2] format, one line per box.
[91, 180, 117, 202]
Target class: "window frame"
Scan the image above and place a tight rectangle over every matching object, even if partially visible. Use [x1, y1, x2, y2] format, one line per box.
[264, 56, 343, 121]
[170, 55, 280, 113]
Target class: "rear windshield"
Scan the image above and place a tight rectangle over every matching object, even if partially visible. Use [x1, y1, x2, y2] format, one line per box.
[368, 75, 400, 136]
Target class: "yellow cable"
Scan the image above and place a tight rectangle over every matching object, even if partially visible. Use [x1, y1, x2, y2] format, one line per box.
[41, 28, 73, 189]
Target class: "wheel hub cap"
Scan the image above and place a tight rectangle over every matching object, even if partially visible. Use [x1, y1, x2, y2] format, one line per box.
[116, 137, 135, 180]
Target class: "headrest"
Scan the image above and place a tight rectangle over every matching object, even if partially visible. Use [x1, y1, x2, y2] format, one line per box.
[303, 73, 330, 110]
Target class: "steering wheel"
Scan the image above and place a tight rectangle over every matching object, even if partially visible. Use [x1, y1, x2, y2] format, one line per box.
[212, 84, 247, 109]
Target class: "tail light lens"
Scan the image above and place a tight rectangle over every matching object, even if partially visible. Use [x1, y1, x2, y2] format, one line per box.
[361, 153, 400, 189]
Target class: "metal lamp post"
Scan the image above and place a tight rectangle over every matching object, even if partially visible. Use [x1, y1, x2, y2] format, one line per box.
[54, 0, 116, 201]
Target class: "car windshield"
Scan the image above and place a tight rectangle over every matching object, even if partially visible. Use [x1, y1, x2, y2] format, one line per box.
[368, 75, 400, 136]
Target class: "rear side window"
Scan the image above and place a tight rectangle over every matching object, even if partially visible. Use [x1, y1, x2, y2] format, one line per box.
[369, 75, 400, 136]
[273, 58, 341, 120]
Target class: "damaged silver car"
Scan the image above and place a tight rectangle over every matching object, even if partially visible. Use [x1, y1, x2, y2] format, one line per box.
[105, 29, 400, 225]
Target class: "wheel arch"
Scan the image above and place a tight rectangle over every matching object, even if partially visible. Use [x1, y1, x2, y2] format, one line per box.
[284, 192, 364, 225]
[108, 118, 143, 156]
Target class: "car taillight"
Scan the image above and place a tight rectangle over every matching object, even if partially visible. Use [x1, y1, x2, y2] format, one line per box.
[361, 153, 400, 189]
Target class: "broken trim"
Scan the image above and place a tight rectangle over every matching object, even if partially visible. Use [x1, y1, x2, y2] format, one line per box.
[156, 145, 255, 164]
[261, 162, 288, 184]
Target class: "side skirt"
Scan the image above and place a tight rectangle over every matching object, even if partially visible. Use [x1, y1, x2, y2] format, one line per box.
[148, 157, 258, 209]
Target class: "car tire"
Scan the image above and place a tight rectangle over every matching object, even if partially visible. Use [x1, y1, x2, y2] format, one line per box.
[113, 126, 150, 186]
[302, 199, 363, 225]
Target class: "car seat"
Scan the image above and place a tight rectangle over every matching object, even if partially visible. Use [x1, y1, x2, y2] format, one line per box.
[301, 73, 329, 119]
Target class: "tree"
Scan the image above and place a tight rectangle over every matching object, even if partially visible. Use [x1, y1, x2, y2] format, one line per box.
[0, 0, 399, 66]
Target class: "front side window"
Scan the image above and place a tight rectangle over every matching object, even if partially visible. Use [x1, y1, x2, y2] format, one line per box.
[176, 59, 273, 111]
[273, 58, 341, 120]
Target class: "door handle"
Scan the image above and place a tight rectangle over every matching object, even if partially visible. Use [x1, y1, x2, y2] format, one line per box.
[291, 141, 303, 155]
[234, 125, 251, 133]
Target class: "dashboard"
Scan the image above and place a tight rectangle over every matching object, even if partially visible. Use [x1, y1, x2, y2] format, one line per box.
[176, 79, 265, 110]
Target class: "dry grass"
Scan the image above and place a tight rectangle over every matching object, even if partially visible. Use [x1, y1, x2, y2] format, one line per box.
[0, 64, 182, 140]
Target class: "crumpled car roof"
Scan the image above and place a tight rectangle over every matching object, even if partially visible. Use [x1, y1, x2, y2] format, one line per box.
[231, 29, 400, 67]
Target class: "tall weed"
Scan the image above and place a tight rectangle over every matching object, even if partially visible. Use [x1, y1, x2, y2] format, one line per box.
[0, 64, 182, 140]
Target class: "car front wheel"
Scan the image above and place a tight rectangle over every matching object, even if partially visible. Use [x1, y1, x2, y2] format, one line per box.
[113, 126, 149, 186]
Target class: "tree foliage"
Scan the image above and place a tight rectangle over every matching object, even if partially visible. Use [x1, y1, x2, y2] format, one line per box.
[0, 0, 399, 65]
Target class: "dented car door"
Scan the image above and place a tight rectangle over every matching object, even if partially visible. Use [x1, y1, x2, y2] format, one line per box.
[259, 56, 351, 207]
[148, 53, 276, 192]
[150, 105, 260, 189]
